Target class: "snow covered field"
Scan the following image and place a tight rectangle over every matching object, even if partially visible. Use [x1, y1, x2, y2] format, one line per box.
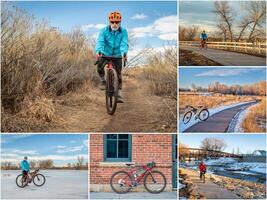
[179, 101, 256, 132]
[1, 170, 88, 199]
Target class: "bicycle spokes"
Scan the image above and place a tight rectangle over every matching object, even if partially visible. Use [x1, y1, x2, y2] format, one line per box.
[111, 172, 132, 193]
[145, 172, 166, 192]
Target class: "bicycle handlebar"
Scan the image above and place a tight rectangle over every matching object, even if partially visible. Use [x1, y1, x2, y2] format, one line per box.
[100, 55, 123, 59]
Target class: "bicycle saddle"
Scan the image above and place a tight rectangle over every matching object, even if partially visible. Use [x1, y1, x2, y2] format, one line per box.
[126, 163, 134, 167]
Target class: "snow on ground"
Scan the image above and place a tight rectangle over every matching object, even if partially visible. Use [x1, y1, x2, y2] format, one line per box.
[1, 170, 88, 199]
[232, 106, 249, 132]
[228, 162, 266, 174]
[179, 101, 256, 132]
[204, 157, 238, 165]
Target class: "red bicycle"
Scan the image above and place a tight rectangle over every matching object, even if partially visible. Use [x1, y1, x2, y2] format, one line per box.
[110, 161, 167, 194]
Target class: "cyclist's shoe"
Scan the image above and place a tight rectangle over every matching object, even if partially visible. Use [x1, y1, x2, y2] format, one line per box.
[117, 90, 124, 103]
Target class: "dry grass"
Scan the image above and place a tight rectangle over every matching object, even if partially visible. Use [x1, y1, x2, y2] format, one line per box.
[1, 4, 98, 131]
[179, 92, 258, 116]
[242, 98, 266, 133]
[140, 46, 177, 128]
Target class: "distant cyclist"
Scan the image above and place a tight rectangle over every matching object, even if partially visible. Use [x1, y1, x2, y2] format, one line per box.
[199, 161, 207, 180]
[21, 156, 30, 183]
[95, 11, 129, 103]
[200, 30, 208, 49]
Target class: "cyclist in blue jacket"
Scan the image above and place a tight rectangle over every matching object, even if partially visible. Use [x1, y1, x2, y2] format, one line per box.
[21, 156, 30, 182]
[200, 30, 208, 49]
[95, 11, 128, 103]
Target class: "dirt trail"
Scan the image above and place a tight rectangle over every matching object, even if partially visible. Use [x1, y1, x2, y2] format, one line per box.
[183, 169, 240, 199]
[44, 76, 175, 133]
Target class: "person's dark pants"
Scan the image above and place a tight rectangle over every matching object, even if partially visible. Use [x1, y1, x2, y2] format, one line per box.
[97, 57, 123, 89]
[200, 171, 206, 178]
[22, 170, 28, 175]
[201, 39, 207, 48]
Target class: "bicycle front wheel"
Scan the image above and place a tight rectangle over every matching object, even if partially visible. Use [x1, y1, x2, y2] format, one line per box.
[33, 174, 46, 186]
[144, 170, 166, 194]
[105, 68, 118, 115]
[199, 109, 209, 121]
[16, 174, 28, 188]
[110, 171, 132, 194]
[183, 111, 192, 124]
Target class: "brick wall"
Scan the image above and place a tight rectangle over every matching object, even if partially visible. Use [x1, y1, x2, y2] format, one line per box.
[90, 134, 174, 192]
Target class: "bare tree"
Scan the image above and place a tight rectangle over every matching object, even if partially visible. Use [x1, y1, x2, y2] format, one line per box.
[243, 1, 266, 41]
[38, 159, 54, 169]
[179, 26, 199, 41]
[213, 1, 234, 41]
[77, 156, 84, 168]
[30, 160, 37, 169]
[200, 137, 227, 152]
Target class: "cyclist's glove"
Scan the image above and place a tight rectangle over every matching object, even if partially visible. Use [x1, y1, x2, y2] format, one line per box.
[95, 52, 103, 65]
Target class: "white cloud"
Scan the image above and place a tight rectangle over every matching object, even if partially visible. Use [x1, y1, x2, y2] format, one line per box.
[158, 33, 177, 40]
[56, 145, 84, 154]
[130, 15, 177, 41]
[81, 24, 106, 31]
[3, 149, 39, 155]
[83, 139, 89, 148]
[195, 69, 257, 77]
[131, 13, 147, 20]
[70, 140, 76, 144]
[1, 154, 88, 163]
[56, 145, 66, 149]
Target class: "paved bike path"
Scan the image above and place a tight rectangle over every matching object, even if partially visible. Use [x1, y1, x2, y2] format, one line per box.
[180, 46, 266, 66]
[183, 168, 240, 199]
[184, 101, 257, 133]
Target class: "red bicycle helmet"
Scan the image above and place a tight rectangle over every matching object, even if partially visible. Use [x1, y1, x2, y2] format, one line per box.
[109, 11, 122, 22]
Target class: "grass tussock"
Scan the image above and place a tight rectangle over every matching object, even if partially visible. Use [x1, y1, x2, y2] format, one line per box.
[1, 4, 98, 131]
[242, 98, 266, 133]
[179, 92, 257, 116]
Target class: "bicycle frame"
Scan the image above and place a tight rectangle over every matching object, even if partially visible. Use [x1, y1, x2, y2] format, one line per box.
[121, 165, 154, 186]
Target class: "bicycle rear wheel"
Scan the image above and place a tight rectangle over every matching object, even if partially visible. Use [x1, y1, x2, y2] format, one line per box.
[110, 171, 132, 194]
[144, 170, 166, 194]
[105, 68, 118, 115]
[33, 174, 46, 186]
[16, 174, 28, 188]
[199, 109, 209, 121]
[183, 111, 192, 124]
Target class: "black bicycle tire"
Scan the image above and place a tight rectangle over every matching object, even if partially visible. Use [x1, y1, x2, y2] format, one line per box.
[183, 111, 192, 124]
[199, 109, 209, 121]
[105, 68, 118, 115]
[144, 170, 167, 194]
[16, 174, 27, 188]
[33, 174, 46, 186]
[110, 170, 132, 194]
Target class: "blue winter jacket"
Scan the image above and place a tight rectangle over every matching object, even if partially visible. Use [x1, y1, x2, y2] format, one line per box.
[95, 26, 128, 56]
[21, 160, 30, 171]
[200, 33, 208, 40]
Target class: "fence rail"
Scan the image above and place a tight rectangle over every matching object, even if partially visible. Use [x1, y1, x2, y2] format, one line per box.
[180, 41, 266, 54]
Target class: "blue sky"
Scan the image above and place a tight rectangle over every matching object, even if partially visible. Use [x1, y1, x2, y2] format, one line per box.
[179, 1, 247, 32]
[179, 68, 266, 89]
[10, 1, 177, 55]
[1, 134, 88, 167]
[179, 134, 266, 154]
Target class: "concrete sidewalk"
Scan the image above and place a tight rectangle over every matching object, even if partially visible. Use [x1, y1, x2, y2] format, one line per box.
[90, 192, 177, 199]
